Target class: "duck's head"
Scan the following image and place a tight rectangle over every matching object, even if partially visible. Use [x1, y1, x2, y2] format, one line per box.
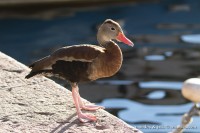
[97, 19, 134, 47]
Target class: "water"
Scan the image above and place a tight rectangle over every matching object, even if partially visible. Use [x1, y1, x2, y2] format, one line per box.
[1, 0, 200, 132]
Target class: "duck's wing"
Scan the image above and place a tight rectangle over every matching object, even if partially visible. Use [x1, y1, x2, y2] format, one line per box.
[51, 44, 105, 62]
[26, 45, 105, 78]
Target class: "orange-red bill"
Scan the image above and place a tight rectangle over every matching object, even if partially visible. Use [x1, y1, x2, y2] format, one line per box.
[116, 32, 134, 47]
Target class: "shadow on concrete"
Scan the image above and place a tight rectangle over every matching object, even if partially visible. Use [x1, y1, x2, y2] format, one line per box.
[50, 113, 77, 133]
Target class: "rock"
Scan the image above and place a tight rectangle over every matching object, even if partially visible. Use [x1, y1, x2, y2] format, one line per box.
[0, 51, 141, 133]
[182, 78, 200, 103]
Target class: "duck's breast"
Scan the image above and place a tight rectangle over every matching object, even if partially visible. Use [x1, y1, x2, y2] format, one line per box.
[88, 42, 122, 80]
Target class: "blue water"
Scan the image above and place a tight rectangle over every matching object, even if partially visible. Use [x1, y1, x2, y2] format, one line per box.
[1, 0, 200, 132]
[99, 99, 198, 132]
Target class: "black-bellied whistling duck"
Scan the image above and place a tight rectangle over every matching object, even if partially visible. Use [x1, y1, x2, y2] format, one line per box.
[26, 19, 134, 122]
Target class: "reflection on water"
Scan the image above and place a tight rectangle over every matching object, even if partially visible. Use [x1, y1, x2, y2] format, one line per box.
[99, 98, 198, 132]
[146, 90, 165, 99]
[181, 34, 200, 44]
[139, 81, 182, 90]
[1, 0, 200, 132]
[144, 55, 165, 61]
[96, 80, 183, 89]
[96, 80, 133, 85]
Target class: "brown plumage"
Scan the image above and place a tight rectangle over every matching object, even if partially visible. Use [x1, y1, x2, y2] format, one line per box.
[25, 45, 105, 80]
[26, 19, 134, 122]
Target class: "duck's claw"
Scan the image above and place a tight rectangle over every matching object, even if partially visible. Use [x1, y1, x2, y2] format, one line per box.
[78, 112, 97, 122]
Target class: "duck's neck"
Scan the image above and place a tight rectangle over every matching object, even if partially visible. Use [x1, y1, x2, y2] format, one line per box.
[97, 30, 110, 47]
[87, 27, 124, 81]
[100, 41, 123, 77]
[89, 37, 123, 81]
[97, 32, 122, 61]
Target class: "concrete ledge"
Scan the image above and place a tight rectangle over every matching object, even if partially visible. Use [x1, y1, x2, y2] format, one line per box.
[0, 51, 141, 133]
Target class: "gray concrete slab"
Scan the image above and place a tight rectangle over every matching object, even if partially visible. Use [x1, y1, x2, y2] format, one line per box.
[0, 51, 141, 133]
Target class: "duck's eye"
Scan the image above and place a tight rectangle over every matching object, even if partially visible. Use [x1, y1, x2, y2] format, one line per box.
[110, 27, 115, 31]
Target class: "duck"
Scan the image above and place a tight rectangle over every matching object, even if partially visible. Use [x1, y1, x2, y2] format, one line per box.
[25, 19, 134, 122]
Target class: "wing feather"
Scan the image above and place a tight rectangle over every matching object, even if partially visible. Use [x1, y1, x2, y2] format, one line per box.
[51, 44, 105, 62]
[28, 44, 105, 73]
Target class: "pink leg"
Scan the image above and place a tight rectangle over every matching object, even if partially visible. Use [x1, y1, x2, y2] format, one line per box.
[71, 83, 97, 122]
[77, 95, 105, 111]
[81, 104, 105, 111]
[74, 85, 105, 111]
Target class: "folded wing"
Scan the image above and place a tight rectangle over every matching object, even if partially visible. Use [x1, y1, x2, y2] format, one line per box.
[26, 44, 105, 78]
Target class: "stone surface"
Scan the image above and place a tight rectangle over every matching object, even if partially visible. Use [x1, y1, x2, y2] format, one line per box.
[0, 52, 141, 133]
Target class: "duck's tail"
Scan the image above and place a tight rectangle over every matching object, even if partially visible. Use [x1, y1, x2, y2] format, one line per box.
[25, 56, 52, 79]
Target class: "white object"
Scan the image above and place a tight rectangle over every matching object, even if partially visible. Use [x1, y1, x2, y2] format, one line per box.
[182, 78, 200, 103]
